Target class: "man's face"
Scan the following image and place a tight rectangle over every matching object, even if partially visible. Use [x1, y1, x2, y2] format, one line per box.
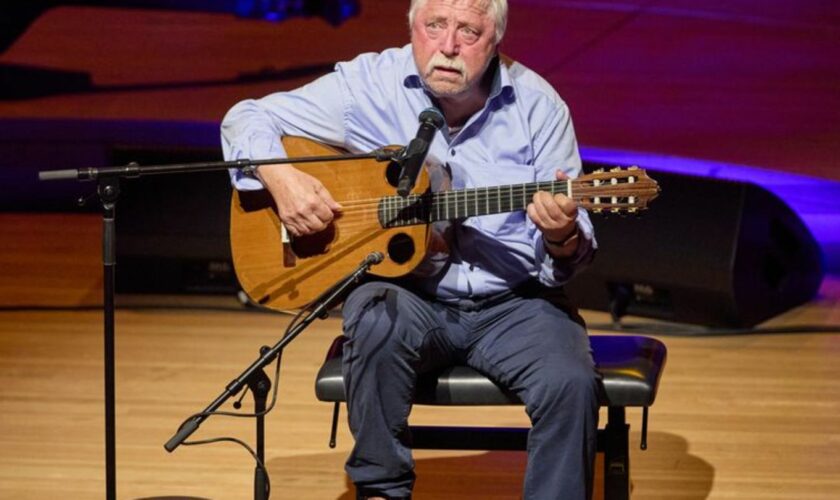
[411, 0, 498, 99]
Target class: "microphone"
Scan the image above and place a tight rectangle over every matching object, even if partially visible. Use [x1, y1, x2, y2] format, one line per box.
[396, 107, 445, 197]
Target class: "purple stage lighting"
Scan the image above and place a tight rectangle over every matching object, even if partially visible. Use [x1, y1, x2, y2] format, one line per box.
[235, 0, 360, 25]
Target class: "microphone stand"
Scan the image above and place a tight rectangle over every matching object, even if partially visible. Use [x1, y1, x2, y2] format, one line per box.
[37, 147, 399, 500]
[166, 252, 383, 500]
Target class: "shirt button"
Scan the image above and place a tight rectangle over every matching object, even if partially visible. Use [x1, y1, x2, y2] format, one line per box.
[450, 149, 456, 156]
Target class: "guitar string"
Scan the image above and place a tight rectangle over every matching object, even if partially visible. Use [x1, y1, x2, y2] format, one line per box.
[331, 186, 645, 213]
[328, 201, 644, 231]
[322, 181, 572, 210]
[304, 181, 643, 228]
[281, 180, 648, 231]
[323, 174, 653, 211]
[325, 186, 556, 218]
[264, 171, 652, 232]
[303, 183, 571, 231]
[314, 179, 653, 211]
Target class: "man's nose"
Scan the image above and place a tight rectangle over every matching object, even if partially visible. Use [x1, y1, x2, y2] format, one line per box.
[439, 28, 460, 56]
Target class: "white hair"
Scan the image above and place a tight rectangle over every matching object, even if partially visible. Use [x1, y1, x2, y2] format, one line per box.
[408, 0, 508, 43]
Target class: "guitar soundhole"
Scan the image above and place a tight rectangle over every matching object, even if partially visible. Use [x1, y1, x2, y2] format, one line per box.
[385, 159, 402, 188]
[388, 233, 415, 264]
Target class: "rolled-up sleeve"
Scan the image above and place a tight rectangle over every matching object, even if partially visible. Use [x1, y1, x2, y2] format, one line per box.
[221, 71, 349, 190]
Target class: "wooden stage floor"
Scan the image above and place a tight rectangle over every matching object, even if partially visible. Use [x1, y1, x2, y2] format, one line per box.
[1, 278, 838, 499]
[1, 2, 838, 497]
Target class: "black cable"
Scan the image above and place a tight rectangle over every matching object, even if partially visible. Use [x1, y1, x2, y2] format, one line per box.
[181, 436, 270, 498]
[169, 291, 322, 495]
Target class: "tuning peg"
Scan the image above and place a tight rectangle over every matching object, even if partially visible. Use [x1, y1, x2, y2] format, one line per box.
[610, 208, 622, 214]
[628, 166, 639, 170]
[610, 167, 622, 172]
[593, 168, 604, 173]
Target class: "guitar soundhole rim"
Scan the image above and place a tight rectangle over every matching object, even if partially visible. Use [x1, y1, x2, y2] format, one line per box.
[387, 233, 415, 264]
[385, 159, 402, 188]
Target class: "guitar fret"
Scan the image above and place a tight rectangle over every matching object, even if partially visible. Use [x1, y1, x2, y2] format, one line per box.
[445, 191, 450, 220]
[463, 190, 469, 218]
[465, 189, 470, 217]
[463, 189, 468, 218]
[464, 189, 470, 217]
[407, 196, 414, 225]
[398, 197, 403, 225]
[474, 187, 479, 216]
[392, 196, 397, 225]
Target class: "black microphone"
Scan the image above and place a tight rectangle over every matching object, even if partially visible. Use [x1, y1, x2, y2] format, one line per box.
[396, 107, 445, 197]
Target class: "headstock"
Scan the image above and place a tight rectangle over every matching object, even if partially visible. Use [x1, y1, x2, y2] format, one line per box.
[571, 167, 660, 214]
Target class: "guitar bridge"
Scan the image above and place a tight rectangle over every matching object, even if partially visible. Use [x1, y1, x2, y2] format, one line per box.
[281, 224, 297, 268]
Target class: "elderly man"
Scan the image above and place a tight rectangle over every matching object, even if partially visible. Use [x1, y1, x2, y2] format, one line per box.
[222, 0, 599, 498]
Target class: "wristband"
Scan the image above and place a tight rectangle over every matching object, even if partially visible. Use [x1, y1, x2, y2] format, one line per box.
[544, 227, 579, 248]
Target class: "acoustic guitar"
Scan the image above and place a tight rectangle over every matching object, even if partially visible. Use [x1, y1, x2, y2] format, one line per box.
[230, 137, 660, 310]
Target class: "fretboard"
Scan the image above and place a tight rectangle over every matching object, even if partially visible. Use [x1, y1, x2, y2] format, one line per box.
[378, 180, 571, 228]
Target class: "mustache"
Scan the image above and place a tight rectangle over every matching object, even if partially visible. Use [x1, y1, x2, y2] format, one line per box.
[425, 53, 467, 75]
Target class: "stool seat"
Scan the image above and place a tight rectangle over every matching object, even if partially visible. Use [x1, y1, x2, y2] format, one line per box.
[314, 333, 667, 500]
[315, 334, 666, 408]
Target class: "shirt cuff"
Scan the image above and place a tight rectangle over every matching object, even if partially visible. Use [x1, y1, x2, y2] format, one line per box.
[535, 221, 597, 286]
[226, 134, 288, 191]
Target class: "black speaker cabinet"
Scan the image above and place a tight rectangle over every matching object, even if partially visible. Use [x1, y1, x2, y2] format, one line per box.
[566, 170, 824, 327]
[112, 146, 238, 294]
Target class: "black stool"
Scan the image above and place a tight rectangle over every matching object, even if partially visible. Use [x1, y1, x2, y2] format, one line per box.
[315, 334, 667, 500]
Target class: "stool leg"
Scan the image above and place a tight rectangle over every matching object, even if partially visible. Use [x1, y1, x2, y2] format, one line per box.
[329, 402, 340, 448]
[603, 406, 629, 500]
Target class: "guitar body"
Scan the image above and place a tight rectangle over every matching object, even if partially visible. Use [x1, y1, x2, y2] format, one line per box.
[230, 137, 431, 310]
[231, 137, 660, 311]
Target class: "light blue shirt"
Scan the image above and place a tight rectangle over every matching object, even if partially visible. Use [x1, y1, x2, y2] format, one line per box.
[221, 44, 596, 301]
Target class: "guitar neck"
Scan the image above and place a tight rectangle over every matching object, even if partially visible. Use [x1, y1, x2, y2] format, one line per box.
[380, 180, 570, 227]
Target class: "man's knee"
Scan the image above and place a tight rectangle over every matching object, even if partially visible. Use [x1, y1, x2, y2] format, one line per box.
[527, 361, 600, 419]
[342, 282, 444, 366]
[343, 282, 401, 340]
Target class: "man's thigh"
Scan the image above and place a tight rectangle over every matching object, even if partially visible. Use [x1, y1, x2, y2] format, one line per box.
[465, 297, 596, 406]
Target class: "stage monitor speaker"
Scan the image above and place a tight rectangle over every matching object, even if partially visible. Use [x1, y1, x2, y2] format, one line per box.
[565, 169, 824, 328]
[112, 146, 239, 294]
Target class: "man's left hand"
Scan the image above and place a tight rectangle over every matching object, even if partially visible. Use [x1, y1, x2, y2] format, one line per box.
[526, 169, 580, 258]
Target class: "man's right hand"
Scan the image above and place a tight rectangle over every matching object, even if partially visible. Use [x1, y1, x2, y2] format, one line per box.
[256, 163, 342, 237]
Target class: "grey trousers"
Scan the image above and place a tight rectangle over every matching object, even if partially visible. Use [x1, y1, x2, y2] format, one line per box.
[341, 281, 600, 499]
